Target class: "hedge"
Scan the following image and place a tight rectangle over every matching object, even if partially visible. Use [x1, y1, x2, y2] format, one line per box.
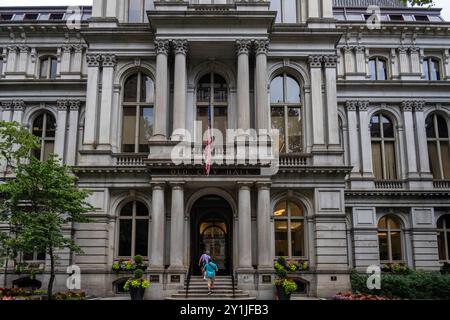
[350, 270, 450, 300]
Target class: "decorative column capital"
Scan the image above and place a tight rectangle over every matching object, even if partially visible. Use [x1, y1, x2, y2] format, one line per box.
[172, 39, 189, 56]
[237, 182, 253, 190]
[62, 45, 73, 53]
[151, 182, 166, 190]
[69, 100, 81, 111]
[57, 99, 69, 111]
[19, 45, 30, 53]
[73, 44, 85, 53]
[322, 55, 338, 68]
[254, 39, 269, 55]
[170, 181, 185, 190]
[0, 101, 13, 111]
[398, 46, 408, 54]
[355, 45, 365, 53]
[102, 54, 117, 67]
[256, 182, 271, 190]
[308, 55, 322, 68]
[7, 46, 18, 53]
[357, 101, 369, 111]
[236, 39, 252, 55]
[345, 100, 358, 112]
[402, 100, 425, 112]
[13, 100, 25, 111]
[86, 53, 102, 67]
[155, 39, 170, 56]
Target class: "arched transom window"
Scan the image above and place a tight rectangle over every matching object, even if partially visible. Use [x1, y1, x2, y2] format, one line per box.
[426, 113, 450, 180]
[437, 214, 450, 262]
[32, 112, 56, 161]
[196, 73, 228, 143]
[270, 73, 302, 153]
[371, 113, 397, 180]
[378, 215, 403, 263]
[122, 72, 154, 153]
[274, 199, 305, 258]
[118, 200, 150, 258]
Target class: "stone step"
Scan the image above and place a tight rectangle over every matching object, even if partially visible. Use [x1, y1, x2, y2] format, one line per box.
[178, 290, 244, 294]
[170, 293, 252, 299]
[166, 296, 257, 301]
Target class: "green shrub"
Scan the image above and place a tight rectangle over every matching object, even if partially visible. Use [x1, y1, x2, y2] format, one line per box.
[134, 255, 143, 265]
[350, 269, 450, 299]
[133, 269, 144, 279]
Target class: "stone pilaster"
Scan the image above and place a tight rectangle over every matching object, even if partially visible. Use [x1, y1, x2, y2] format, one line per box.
[55, 100, 69, 162]
[98, 54, 117, 148]
[358, 101, 373, 177]
[149, 183, 166, 271]
[169, 182, 185, 271]
[323, 55, 340, 146]
[254, 40, 269, 132]
[1, 101, 13, 122]
[12, 100, 24, 123]
[66, 100, 80, 166]
[60, 45, 72, 74]
[171, 39, 188, 141]
[401, 101, 419, 178]
[152, 40, 170, 140]
[237, 182, 253, 271]
[346, 101, 360, 176]
[256, 182, 272, 270]
[83, 53, 102, 146]
[6, 46, 17, 73]
[308, 55, 325, 147]
[413, 102, 431, 176]
[236, 39, 251, 132]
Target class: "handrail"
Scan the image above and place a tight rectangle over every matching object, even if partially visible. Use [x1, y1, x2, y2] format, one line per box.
[231, 271, 236, 298]
[185, 261, 193, 299]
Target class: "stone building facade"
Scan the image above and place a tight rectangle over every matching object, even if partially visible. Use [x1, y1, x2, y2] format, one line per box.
[0, 0, 450, 299]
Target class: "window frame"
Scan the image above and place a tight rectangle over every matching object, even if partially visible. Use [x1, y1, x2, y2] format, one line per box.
[32, 112, 56, 161]
[121, 71, 155, 153]
[378, 215, 404, 264]
[423, 57, 442, 81]
[369, 56, 388, 81]
[426, 113, 450, 180]
[39, 55, 58, 80]
[274, 199, 306, 259]
[271, 0, 299, 24]
[270, 72, 303, 154]
[117, 200, 150, 259]
[370, 113, 398, 180]
[127, 0, 153, 23]
[437, 215, 450, 262]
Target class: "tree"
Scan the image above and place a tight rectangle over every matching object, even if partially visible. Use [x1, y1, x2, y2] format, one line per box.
[0, 155, 93, 300]
[403, 0, 434, 6]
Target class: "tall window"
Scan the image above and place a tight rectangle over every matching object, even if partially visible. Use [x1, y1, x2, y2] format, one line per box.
[23, 251, 46, 262]
[118, 201, 150, 258]
[128, 0, 153, 23]
[122, 72, 154, 153]
[32, 113, 56, 161]
[378, 215, 403, 263]
[271, 73, 302, 153]
[270, 0, 298, 23]
[371, 113, 397, 180]
[196, 73, 228, 143]
[426, 113, 450, 180]
[274, 200, 305, 258]
[423, 57, 441, 81]
[437, 215, 450, 261]
[39, 56, 57, 79]
[0, 56, 3, 76]
[369, 57, 387, 80]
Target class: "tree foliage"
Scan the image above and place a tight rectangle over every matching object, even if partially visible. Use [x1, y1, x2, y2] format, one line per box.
[403, 0, 434, 6]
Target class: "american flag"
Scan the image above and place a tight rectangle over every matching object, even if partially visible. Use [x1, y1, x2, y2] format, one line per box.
[204, 104, 213, 175]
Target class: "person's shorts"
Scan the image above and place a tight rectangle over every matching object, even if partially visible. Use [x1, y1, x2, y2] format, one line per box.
[207, 278, 214, 286]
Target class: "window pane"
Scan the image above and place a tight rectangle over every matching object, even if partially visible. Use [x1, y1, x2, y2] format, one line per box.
[289, 202, 303, 217]
[143, 0, 153, 22]
[23, 252, 34, 261]
[437, 115, 449, 138]
[428, 142, 441, 179]
[291, 221, 304, 257]
[382, 115, 394, 137]
[270, 76, 284, 103]
[136, 201, 149, 216]
[378, 216, 387, 229]
[378, 232, 389, 261]
[441, 143, 450, 179]
[390, 231, 402, 261]
[121, 202, 133, 216]
[197, 74, 211, 103]
[43, 141, 54, 161]
[274, 201, 287, 218]
[33, 114, 44, 137]
[283, 0, 297, 23]
[124, 74, 138, 102]
[371, 115, 381, 137]
[271, 107, 286, 153]
[135, 220, 149, 256]
[286, 76, 300, 104]
[275, 221, 289, 256]
[384, 141, 397, 180]
[213, 74, 227, 103]
[213, 106, 227, 141]
[141, 75, 154, 103]
[431, 59, 440, 80]
[423, 59, 430, 80]
[388, 217, 400, 229]
[139, 107, 153, 152]
[119, 219, 132, 257]
[45, 115, 56, 138]
[122, 107, 136, 152]
[128, 0, 141, 22]
[372, 142, 383, 180]
[438, 231, 446, 260]
[369, 60, 377, 80]
[37, 252, 46, 261]
[270, 0, 282, 23]
[196, 106, 208, 143]
[287, 107, 302, 152]
[426, 115, 435, 138]
[40, 58, 49, 78]
[377, 59, 387, 80]
[50, 57, 57, 79]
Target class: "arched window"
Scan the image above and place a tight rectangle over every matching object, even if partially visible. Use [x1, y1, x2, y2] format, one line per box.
[423, 57, 441, 81]
[274, 200, 305, 258]
[118, 200, 150, 258]
[426, 113, 450, 180]
[196, 73, 228, 143]
[378, 215, 403, 263]
[270, 0, 298, 23]
[122, 72, 154, 153]
[128, 0, 153, 23]
[371, 113, 397, 180]
[270, 73, 302, 153]
[437, 215, 450, 261]
[39, 56, 57, 79]
[369, 57, 387, 81]
[32, 112, 56, 161]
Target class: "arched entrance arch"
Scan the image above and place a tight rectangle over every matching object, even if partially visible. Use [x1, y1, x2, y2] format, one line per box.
[190, 195, 233, 276]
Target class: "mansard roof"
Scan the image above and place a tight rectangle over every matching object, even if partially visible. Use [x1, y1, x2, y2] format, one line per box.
[333, 0, 407, 7]
[0, 6, 92, 23]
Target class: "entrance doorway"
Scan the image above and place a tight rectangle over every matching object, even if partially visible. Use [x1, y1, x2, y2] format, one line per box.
[190, 195, 233, 276]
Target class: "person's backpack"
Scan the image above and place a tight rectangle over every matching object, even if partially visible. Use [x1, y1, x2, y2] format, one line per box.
[205, 263, 216, 278]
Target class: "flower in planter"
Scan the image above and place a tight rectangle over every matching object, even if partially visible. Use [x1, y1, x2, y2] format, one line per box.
[275, 278, 298, 296]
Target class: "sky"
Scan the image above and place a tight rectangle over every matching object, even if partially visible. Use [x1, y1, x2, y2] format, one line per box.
[0, 0, 449, 20]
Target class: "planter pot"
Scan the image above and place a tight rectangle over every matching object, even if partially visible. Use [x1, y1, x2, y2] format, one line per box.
[276, 285, 291, 301]
[129, 287, 146, 301]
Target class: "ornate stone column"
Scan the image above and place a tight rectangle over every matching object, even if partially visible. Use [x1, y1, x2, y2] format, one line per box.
[323, 55, 340, 146]
[12, 100, 24, 124]
[237, 183, 253, 270]
[149, 183, 166, 271]
[153, 40, 170, 140]
[358, 101, 373, 177]
[256, 182, 272, 270]
[18, 46, 29, 74]
[236, 40, 251, 132]
[402, 101, 419, 178]
[169, 182, 185, 270]
[84, 54, 102, 146]
[66, 100, 80, 166]
[308, 55, 325, 146]
[172, 39, 188, 141]
[254, 40, 269, 132]
[6, 46, 17, 73]
[1, 101, 13, 122]
[346, 101, 360, 176]
[99, 54, 117, 147]
[414, 102, 431, 175]
[60, 45, 72, 74]
[72, 45, 84, 74]
[55, 100, 68, 162]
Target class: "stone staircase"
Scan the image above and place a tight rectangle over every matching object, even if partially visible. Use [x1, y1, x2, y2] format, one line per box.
[167, 276, 256, 300]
